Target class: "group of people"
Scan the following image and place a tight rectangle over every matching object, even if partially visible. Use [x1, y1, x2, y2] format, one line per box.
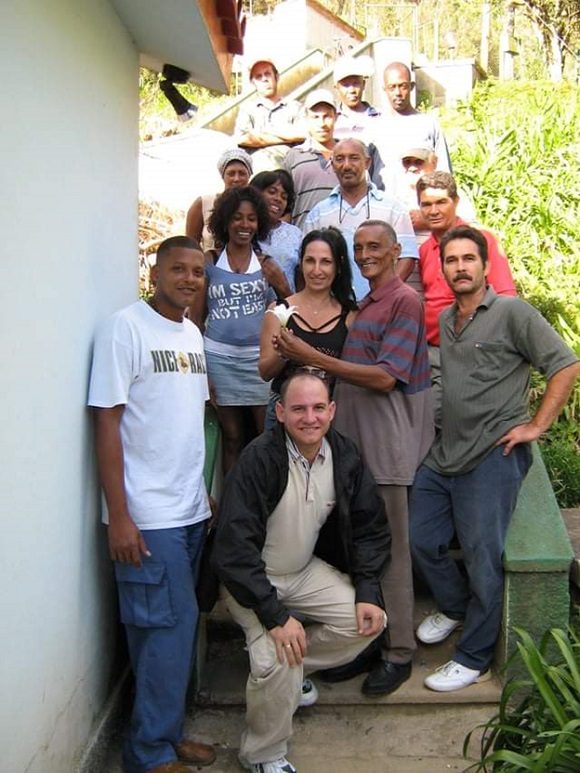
[88, 53, 580, 773]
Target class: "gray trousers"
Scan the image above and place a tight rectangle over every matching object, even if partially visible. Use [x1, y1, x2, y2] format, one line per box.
[378, 485, 417, 664]
[222, 556, 384, 765]
[428, 344, 442, 429]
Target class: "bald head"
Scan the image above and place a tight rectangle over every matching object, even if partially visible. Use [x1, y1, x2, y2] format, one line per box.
[334, 137, 370, 159]
[383, 61, 415, 113]
[332, 138, 371, 192]
[384, 61, 411, 81]
[356, 219, 397, 245]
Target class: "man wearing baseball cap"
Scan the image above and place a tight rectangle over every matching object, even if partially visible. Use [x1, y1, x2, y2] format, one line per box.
[372, 61, 452, 189]
[333, 55, 381, 141]
[390, 145, 478, 247]
[234, 56, 305, 173]
[284, 89, 384, 229]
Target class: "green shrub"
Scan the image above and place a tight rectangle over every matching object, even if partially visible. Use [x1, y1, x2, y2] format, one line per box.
[464, 627, 580, 771]
[443, 81, 580, 506]
[540, 429, 580, 509]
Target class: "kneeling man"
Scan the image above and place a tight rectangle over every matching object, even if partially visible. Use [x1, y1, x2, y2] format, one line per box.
[213, 372, 390, 773]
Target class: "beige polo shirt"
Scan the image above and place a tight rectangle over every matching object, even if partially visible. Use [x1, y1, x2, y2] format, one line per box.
[263, 435, 336, 576]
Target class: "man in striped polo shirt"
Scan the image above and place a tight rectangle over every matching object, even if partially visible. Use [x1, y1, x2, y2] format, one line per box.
[409, 225, 580, 692]
[283, 90, 384, 229]
[276, 220, 434, 695]
[304, 137, 418, 300]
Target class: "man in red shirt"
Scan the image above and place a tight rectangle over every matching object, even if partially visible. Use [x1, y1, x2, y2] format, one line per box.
[417, 171, 517, 423]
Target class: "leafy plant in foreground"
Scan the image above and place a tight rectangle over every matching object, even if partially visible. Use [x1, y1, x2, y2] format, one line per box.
[464, 627, 580, 771]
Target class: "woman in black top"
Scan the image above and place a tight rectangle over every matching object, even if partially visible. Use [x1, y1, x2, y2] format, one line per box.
[259, 227, 357, 429]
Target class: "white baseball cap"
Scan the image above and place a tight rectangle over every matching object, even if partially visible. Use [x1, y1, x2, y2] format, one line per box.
[333, 55, 374, 83]
[304, 88, 337, 111]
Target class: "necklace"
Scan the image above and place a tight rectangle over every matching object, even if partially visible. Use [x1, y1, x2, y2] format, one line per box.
[454, 309, 475, 334]
[339, 188, 370, 223]
[299, 295, 335, 317]
[227, 246, 252, 273]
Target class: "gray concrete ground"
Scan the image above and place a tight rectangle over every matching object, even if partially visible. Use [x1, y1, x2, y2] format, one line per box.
[104, 598, 498, 772]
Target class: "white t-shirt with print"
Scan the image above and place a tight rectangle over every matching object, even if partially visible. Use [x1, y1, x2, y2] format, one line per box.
[88, 300, 210, 529]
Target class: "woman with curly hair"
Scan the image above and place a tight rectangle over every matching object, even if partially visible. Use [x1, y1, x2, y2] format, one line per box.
[259, 227, 357, 428]
[191, 185, 291, 472]
[251, 169, 302, 291]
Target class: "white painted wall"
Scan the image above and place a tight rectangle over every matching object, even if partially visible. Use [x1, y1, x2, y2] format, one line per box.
[0, 2, 138, 770]
[243, 0, 309, 76]
[242, 0, 361, 81]
[415, 59, 479, 107]
[304, 3, 359, 57]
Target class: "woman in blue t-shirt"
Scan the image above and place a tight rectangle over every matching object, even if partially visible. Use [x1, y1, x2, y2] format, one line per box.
[191, 186, 291, 472]
[251, 169, 302, 292]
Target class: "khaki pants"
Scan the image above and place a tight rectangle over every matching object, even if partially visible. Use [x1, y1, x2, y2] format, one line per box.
[378, 485, 416, 664]
[222, 556, 384, 765]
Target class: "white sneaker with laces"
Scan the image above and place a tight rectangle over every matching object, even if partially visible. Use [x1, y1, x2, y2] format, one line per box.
[299, 678, 319, 707]
[241, 756, 298, 773]
[416, 612, 462, 644]
[424, 660, 491, 692]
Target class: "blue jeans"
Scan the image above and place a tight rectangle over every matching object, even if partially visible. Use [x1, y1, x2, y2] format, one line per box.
[409, 444, 532, 671]
[264, 390, 280, 432]
[114, 522, 206, 773]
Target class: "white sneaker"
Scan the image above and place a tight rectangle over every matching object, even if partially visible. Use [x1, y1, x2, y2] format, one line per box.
[241, 756, 298, 773]
[299, 677, 319, 707]
[416, 612, 462, 644]
[424, 660, 491, 692]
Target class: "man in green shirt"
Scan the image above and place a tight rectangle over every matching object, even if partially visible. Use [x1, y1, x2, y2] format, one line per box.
[409, 224, 580, 692]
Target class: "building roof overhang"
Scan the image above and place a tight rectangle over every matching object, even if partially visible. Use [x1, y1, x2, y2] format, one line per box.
[111, 0, 245, 92]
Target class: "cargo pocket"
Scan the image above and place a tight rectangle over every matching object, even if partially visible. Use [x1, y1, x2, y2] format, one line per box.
[114, 561, 176, 628]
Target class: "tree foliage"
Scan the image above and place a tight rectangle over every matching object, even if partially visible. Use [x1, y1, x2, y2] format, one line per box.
[521, 0, 580, 78]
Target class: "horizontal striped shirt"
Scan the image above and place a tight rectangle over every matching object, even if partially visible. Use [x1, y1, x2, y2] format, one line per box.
[340, 275, 431, 393]
[333, 276, 434, 485]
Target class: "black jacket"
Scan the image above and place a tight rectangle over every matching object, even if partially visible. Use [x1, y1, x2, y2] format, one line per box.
[212, 424, 391, 629]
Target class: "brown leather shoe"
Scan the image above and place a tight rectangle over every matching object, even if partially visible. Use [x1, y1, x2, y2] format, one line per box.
[147, 763, 195, 773]
[176, 739, 217, 767]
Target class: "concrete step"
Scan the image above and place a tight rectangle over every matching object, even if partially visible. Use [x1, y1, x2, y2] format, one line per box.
[105, 706, 480, 772]
[103, 596, 499, 771]
[200, 595, 501, 707]
[191, 597, 501, 769]
[185, 705, 488, 771]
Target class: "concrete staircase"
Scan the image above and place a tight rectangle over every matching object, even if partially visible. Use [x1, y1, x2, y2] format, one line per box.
[98, 424, 576, 772]
[102, 610, 498, 772]
[199, 49, 327, 136]
[198, 38, 380, 138]
[189, 595, 501, 772]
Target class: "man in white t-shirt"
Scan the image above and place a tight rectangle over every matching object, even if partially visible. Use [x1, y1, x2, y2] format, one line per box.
[88, 236, 216, 773]
[373, 61, 452, 188]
